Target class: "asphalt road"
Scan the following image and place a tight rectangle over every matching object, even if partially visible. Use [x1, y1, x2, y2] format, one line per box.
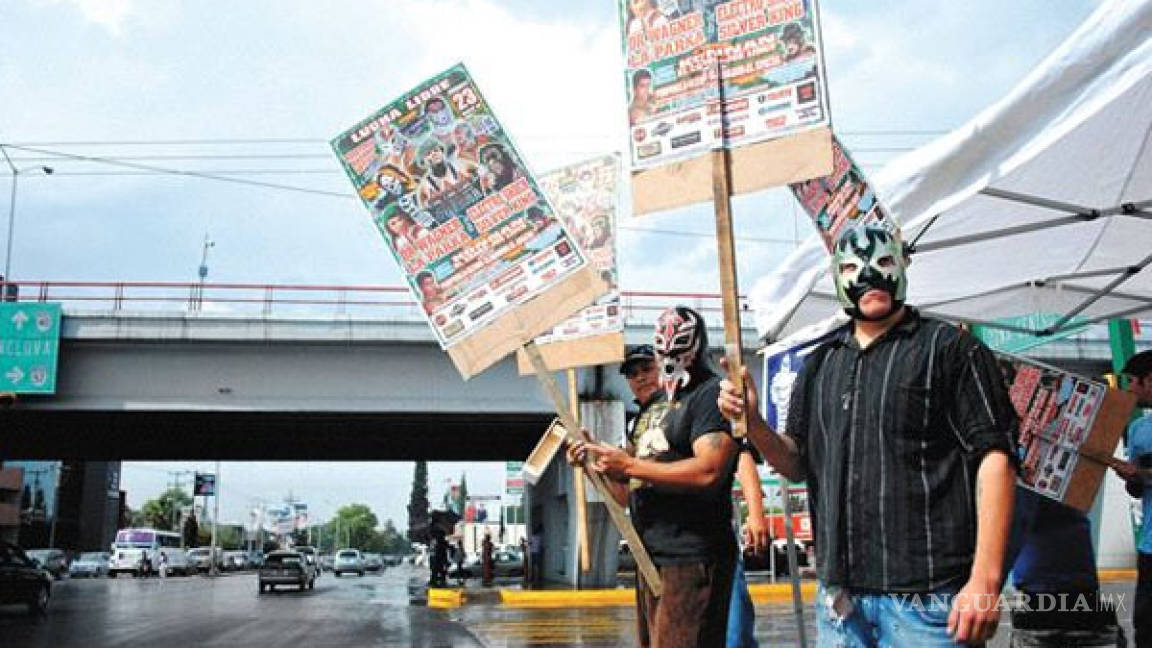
[0, 566, 476, 647]
[0, 566, 1137, 647]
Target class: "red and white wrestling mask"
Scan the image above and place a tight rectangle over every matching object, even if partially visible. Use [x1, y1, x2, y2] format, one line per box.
[654, 306, 703, 399]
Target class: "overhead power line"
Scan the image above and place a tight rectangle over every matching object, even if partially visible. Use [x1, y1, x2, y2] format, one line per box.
[1, 143, 354, 199]
[5, 129, 947, 148]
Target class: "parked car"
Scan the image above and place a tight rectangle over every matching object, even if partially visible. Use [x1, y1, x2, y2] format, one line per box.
[742, 539, 810, 575]
[294, 546, 320, 574]
[450, 549, 524, 580]
[68, 552, 111, 578]
[223, 551, 248, 571]
[0, 541, 52, 615]
[382, 554, 403, 567]
[25, 549, 68, 580]
[258, 550, 315, 593]
[319, 554, 334, 572]
[186, 547, 223, 573]
[332, 549, 364, 577]
[363, 552, 383, 572]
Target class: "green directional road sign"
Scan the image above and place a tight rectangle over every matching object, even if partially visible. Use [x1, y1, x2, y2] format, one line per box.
[0, 303, 62, 394]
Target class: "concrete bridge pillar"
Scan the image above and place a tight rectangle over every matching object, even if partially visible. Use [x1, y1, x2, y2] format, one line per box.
[524, 399, 624, 588]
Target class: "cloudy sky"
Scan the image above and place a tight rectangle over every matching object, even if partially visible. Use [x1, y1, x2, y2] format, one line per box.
[1, 0, 1102, 527]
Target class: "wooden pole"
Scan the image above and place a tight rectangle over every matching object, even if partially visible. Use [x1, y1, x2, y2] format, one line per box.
[568, 368, 592, 575]
[524, 341, 662, 596]
[710, 156, 747, 437]
[710, 52, 747, 438]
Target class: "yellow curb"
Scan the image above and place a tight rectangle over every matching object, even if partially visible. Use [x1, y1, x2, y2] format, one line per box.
[499, 582, 819, 608]
[748, 581, 818, 604]
[428, 587, 466, 608]
[500, 588, 635, 608]
[1098, 569, 1137, 583]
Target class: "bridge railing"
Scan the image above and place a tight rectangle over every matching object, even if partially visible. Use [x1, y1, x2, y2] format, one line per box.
[0, 280, 749, 329]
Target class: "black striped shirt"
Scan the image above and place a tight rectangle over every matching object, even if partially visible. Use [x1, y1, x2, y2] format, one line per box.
[786, 308, 1018, 592]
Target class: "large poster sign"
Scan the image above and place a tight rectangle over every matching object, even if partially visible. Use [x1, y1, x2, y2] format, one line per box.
[1003, 358, 1136, 512]
[332, 64, 607, 377]
[619, 0, 831, 170]
[534, 155, 623, 345]
[789, 135, 899, 250]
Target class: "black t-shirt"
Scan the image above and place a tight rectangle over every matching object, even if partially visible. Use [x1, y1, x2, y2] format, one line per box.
[628, 373, 737, 564]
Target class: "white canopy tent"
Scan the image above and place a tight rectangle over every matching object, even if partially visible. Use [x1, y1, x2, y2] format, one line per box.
[752, 0, 1152, 342]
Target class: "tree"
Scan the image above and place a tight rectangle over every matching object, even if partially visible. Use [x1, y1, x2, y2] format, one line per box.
[364, 519, 411, 554]
[139, 488, 192, 531]
[329, 504, 378, 550]
[407, 460, 429, 544]
[182, 512, 199, 547]
[455, 472, 468, 518]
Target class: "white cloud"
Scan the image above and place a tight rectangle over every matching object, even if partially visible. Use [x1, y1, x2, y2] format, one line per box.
[58, 0, 135, 35]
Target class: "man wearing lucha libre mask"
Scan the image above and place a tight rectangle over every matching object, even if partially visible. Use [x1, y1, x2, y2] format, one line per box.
[569, 306, 741, 646]
[719, 221, 1019, 646]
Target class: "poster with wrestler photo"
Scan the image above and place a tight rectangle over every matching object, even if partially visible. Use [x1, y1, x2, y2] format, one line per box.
[619, 0, 831, 170]
[331, 64, 599, 361]
[788, 135, 898, 250]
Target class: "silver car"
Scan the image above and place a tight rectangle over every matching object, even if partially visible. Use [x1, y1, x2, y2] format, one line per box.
[332, 549, 364, 577]
[68, 552, 110, 578]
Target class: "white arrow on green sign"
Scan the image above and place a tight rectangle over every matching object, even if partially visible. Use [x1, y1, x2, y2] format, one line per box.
[0, 303, 62, 394]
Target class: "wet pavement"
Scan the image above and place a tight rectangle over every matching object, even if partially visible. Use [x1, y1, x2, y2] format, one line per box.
[0, 565, 1136, 647]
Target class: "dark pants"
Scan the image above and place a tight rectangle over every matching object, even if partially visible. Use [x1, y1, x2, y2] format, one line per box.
[635, 556, 736, 648]
[531, 551, 543, 587]
[1137, 552, 1152, 648]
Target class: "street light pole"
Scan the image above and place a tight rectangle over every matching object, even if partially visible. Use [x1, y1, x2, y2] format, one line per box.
[1, 144, 53, 286]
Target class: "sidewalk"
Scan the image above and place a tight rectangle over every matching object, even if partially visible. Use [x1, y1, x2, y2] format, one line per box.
[427, 569, 1138, 609]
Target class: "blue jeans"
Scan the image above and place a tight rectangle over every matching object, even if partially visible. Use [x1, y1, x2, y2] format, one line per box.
[816, 583, 974, 648]
[727, 556, 758, 648]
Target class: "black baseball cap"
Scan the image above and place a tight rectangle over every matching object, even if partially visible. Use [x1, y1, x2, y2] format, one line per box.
[1122, 350, 1152, 378]
[619, 344, 655, 375]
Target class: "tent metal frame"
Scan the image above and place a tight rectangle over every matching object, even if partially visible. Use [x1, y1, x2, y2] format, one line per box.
[898, 188, 1152, 338]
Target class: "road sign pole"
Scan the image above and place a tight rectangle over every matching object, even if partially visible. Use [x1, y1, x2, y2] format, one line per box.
[210, 461, 220, 576]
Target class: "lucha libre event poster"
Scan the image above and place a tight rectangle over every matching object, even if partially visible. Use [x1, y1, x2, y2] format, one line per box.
[1008, 360, 1110, 503]
[788, 135, 899, 250]
[532, 154, 623, 345]
[619, 0, 831, 170]
[330, 64, 592, 349]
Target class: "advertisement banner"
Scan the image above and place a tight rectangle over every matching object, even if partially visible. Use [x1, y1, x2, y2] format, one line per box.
[505, 461, 524, 496]
[1004, 358, 1136, 512]
[619, 0, 831, 170]
[788, 135, 900, 250]
[193, 472, 216, 497]
[534, 155, 623, 345]
[331, 64, 601, 368]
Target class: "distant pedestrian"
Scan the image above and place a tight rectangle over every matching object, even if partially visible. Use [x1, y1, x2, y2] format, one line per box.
[429, 527, 448, 588]
[454, 540, 466, 586]
[481, 534, 494, 587]
[529, 525, 543, 588]
[520, 537, 530, 588]
[158, 551, 168, 579]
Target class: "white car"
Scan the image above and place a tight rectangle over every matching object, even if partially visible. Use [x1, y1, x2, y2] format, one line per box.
[332, 549, 364, 577]
[69, 552, 110, 578]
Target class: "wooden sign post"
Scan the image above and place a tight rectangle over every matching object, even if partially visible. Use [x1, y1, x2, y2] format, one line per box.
[711, 56, 747, 438]
[711, 144, 747, 438]
[524, 341, 662, 596]
[567, 367, 592, 575]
